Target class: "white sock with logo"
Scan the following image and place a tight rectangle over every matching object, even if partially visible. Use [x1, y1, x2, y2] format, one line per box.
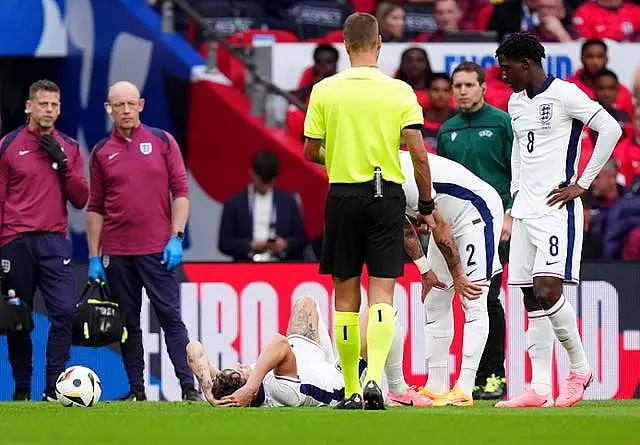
[546, 295, 590, 375]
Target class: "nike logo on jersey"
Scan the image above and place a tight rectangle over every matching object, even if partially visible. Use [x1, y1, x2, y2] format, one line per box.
[466, 269, 478, 277]
[545, 260, 560, 266]
[18, 150, 30, 156]
[108, 153, 119, 160]
[390, 399, 413, 407]
[63, 259, 71, 265]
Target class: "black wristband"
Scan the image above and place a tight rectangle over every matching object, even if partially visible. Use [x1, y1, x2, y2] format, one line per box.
[418, 199, 435, 216]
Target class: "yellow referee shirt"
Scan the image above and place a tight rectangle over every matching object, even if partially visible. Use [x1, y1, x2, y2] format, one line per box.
[303, 67, 424, 184]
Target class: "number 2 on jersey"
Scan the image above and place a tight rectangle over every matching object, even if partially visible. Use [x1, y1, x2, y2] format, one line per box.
[527, 131, 534, 153]
[466, 244, 476, 267]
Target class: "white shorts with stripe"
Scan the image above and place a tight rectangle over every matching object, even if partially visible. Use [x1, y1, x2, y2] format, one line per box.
[507, 201, 583, 287]
[427, 222, 503, 288]
[262, 335, 345, 407]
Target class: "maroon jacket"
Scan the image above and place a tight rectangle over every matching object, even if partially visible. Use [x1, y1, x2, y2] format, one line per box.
[0, 125, 88, 247]
[88, 125, 188, 256]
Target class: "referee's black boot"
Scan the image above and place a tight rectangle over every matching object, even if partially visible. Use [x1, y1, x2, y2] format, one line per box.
[182, 386, 202, 402]
[13, 387, 31, 401]
[335, 393, 363, 410]
[363, 380, 385, 410]
[117, 386, 147, 401]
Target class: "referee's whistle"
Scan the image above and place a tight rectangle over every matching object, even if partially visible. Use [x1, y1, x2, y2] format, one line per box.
[373, 167, 383, 199]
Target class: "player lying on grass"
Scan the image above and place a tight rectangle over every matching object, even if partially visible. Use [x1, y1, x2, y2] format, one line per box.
[400, 151, 504, 406]
[187, 295, 434, 408]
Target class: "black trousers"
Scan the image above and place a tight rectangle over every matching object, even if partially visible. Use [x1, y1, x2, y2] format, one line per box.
[475, 242, 508, 384]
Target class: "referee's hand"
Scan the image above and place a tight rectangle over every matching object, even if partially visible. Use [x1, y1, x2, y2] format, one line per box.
[416, 213, 436, 232]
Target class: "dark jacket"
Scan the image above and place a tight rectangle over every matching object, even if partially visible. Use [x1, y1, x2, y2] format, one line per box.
[218, 187, 308, 261]
[603, 179, 640, 259]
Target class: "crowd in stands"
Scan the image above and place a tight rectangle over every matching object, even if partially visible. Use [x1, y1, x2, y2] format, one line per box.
[149, 0, 640, 261]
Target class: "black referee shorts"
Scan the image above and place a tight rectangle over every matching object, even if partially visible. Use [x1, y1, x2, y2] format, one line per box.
[320, 180, 406, 279]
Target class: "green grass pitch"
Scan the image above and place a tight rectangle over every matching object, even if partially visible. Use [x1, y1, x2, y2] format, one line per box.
[0, 400, 639, 445]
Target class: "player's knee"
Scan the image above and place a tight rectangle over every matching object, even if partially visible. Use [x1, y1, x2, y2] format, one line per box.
[533, 279, 562, 309]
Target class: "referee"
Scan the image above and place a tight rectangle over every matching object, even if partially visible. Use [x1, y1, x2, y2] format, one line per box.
[303, 12, 436, 410]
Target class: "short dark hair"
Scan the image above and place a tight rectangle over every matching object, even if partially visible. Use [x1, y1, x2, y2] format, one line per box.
[427, 72, 452, 89]
[581, 38, 607, 56]
[593, 68, 618, 83]
[451, 62, 485, 85]
[211, 372, 247, 399]
[313, 44, 339, 62]
[252, 151, 280, 182]
[29, 79, 60, 100]
[495, 33, 546, 67]
[343, 12, 379, 52]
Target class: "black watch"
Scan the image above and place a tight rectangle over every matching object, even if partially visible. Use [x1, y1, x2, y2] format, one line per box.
[418, 199, 435, 216]
[174, 231, 185, 241]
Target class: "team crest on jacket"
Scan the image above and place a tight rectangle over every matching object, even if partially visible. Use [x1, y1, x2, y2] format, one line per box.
[539, 103, 553, 123]
[1, 259, 10, 273]
[140, 142, 152, 155]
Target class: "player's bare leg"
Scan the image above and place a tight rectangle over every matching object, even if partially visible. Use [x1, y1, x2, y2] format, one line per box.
[186, 341, 218, 406]
[536, 276, 592, 407]
[288, 295, 336, 363]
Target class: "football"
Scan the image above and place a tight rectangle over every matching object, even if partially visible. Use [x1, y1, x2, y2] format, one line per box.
[55, 366, 102, 407]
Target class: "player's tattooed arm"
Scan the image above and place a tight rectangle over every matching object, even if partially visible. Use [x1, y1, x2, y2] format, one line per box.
[287, 296, 320, 343]
[431, 211, 462, 273]
[403, 216, 425, 261]
[186, 341, 217, 405]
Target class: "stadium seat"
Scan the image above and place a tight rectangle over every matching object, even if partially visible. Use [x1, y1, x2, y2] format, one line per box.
[192, 1, 265, 41]
[202, 29, 300, 93]
[322, 29, 344, 43]
[287, 1, 354, 40]
[475, 4, 494, 31]
[349, 0, 377, 13]
[403, 3, 437, 40]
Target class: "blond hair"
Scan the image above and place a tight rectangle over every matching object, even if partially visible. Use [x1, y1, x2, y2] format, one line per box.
[343, 12, 379, 52]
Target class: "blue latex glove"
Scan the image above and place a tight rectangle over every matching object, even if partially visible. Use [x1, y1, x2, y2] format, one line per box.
[162, 237, 183, 271]
[88, 256, 106, 283]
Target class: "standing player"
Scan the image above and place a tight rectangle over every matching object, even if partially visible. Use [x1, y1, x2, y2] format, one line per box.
[495, 33, 622, 408]
[0, 79, 88, 401]
[400, 151, 502, 406]
[303, 12, 436, 410]
[86, 81, 199, 401]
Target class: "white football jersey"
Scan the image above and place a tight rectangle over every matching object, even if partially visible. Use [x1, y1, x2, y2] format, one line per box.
[400, 151, 503, 237]
[508, 77, 603, 219]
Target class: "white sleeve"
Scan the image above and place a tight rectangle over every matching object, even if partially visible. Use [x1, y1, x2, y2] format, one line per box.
[510, 130, 520, 196]
[577, 109, 623, 189]
[562, 82, 603, 123]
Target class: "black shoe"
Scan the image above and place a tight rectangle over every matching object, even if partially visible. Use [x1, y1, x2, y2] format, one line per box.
[472, 385, 484, 400]
[479, 374, 507, 400]
[117, 387, 147, 401]
[335, 393, 363, 410]
[182, 387, 202, 401]
[363, 380, 385, 411]
[42, 387, 57, 402]
[13, 388, 31, 401]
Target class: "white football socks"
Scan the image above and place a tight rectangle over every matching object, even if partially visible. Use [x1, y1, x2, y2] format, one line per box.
[424, 287, 455, 395]
[546, 295, 590, 375]
[527, 311, 554, 396]
[384, 309, 409, 396]
[456, 287, 489, 396]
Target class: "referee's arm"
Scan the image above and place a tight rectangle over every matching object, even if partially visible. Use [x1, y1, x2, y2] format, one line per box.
[403, 125, 432, 201]
[303, 85, 325, 165]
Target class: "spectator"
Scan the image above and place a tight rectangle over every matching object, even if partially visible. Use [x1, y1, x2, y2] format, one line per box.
[604, 176, 640, 258]
[218, 151, 308, 262]
[415, 0, 461, 41]
[294, 44, 339, 104]
[617, 106, 640, 185]
[634, 65, 640, 102]
[375, 2, 407, 41]
[396, 47, 433, 108]
[458, 0, 490, 30]
[621, 226, 640, 259]
[581, 195, 604, 261]
[534, 0, 580, 42]
[422, 72, 456, 152]
[566, 39, 635, 118]
[572, 0, 640, 42]
[592, 69, 634, 143]
[587, 158, 627, 237]
[484, 65, 512, 111]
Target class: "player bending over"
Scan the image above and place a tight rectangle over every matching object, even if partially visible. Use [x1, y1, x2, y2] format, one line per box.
[400, 151, 503, 406]
[495, 33, 621, 408]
